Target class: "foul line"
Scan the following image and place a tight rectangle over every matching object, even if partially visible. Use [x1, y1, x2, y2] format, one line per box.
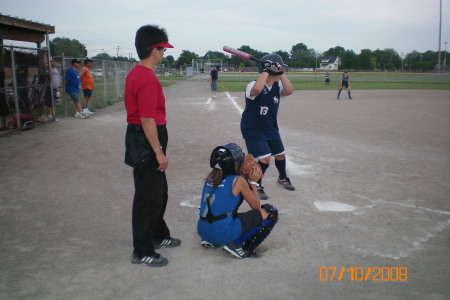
[225, 91, 243, 114]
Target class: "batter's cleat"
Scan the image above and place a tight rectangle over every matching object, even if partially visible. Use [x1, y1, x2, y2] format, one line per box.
[223, 242, 247, 259]
[153, 237, 181, 249]
[201, 240, 219, 249]
[257, 186, 269, 200]
[131, 253, 168, 267]
[277, 177, 295, 191]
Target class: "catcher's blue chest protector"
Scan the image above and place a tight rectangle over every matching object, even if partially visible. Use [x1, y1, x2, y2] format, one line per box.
[197, 176, 243, 245]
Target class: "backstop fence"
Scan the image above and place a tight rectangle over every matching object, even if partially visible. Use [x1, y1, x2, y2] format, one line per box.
[0, 44, 137, 132]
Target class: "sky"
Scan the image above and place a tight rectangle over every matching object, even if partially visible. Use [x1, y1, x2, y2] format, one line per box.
[1, 0, 449, 60]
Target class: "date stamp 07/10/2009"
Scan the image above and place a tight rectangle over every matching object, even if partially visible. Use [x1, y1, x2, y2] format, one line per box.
[320, 267, 408, 282]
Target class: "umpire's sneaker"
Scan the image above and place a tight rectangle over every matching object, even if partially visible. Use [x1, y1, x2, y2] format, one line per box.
[223, 242, 247, 259]
[277, 177, 296, 191]
[257, 186, 269, 200]
[131, 253, 168, 267]
[153, 237, 181, 249]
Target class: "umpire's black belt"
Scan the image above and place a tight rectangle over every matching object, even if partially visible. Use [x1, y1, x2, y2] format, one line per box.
[128, 123, 166, 133]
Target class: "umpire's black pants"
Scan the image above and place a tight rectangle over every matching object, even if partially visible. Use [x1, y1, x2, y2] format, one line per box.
[131, 124, 170, 256]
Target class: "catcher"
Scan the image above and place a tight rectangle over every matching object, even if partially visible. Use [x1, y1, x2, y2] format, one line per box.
[197, 143, 279, 259]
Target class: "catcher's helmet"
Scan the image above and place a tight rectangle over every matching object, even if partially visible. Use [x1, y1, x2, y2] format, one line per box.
[259, 53, 287, 73]
[210, 143, 245, 174]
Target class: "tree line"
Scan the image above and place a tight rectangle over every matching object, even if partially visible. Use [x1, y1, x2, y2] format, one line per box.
[50, 37, 447, 72]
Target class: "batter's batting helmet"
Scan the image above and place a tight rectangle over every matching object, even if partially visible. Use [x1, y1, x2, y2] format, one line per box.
[259, 53, 287, 73]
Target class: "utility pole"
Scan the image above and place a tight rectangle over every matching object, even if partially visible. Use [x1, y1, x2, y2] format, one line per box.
[116, 46, 121, 58]
[438, 0, 442, 71]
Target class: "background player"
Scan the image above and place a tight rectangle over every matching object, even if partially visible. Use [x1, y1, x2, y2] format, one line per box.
[210, 65, 220, 99]
[337, 70, 352, 99]
[240, 54, 295, 200]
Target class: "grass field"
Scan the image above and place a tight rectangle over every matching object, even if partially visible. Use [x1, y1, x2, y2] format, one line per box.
[217, 72, 450, 91]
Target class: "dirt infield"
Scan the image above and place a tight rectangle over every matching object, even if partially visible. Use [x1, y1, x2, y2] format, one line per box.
[1, 80, 449, 299]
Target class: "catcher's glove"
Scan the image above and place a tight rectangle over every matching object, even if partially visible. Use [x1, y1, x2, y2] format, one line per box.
[239, 154, 263, 181]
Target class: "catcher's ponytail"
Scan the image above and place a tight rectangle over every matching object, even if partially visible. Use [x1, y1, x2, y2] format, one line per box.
[205, 169, 225, 188]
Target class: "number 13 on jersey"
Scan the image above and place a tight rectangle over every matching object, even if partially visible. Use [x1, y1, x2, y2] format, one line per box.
[260, 106, 269, 115]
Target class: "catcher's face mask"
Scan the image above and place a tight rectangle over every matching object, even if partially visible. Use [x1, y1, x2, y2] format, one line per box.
[210, 143, 245, 174]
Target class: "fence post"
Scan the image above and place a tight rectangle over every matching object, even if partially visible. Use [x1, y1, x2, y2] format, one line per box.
[102, 60, 106, 105]
[45, 31, 55, 118]
[115, 61, 119, 101]
[10, 47, 21, 130]
[62, 52, 67, 117]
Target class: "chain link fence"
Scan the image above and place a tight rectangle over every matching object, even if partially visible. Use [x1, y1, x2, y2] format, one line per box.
[0, 44, 136, 133]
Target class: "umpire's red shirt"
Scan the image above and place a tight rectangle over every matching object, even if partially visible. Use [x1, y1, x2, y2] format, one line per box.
[125, 65, 167, 125]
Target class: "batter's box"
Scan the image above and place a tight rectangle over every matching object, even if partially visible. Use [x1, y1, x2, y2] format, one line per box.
[313, 198, 450, 260]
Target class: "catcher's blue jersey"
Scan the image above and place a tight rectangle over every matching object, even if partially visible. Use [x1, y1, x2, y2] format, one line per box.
[240, 81, 281, 140]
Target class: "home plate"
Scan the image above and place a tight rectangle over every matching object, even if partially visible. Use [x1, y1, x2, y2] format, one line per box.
[314, 200, 356, 212]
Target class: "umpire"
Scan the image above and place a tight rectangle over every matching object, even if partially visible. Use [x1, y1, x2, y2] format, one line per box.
[124, 25, 181, 267]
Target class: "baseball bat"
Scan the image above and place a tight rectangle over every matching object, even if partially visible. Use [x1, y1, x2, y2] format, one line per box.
[223, 46, 261, 62]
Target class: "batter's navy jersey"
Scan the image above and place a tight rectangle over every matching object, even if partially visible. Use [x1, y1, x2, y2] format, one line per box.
[240, 81, 283, 140]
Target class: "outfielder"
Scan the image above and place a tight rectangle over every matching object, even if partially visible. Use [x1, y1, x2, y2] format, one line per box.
[197, 143, 278, 258]
[240, 54, 295, 200]
[337, 70, 352, 99]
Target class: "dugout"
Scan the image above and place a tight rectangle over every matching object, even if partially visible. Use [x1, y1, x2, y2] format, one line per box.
[0, 13, 55, 131]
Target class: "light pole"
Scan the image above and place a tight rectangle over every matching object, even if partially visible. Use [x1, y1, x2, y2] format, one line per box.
[438, 0, 442, 71]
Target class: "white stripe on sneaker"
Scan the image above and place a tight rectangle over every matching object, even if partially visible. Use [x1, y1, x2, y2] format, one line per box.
[143, 257, 154, 263]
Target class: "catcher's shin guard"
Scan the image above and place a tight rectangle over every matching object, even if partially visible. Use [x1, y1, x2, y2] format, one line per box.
[237, 205, 278, 254]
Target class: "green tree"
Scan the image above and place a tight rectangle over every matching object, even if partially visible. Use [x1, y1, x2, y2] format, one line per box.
[370, 56, 377, 71]
[404, 50, 421, 71]
[290, 43, 316, 68]
[176, 50, 199, 68]
[340, 49, 357, 69]
[163, 55, 175, 68]
[50, 37, 87, 57]
[203, 51, 227, 60]
[358, 49, 373, 70]
[273, 50, 290, 63]
[92, 52, 113, 60]
[323, 46, 346, 57]
[373, 48, 400, 70]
